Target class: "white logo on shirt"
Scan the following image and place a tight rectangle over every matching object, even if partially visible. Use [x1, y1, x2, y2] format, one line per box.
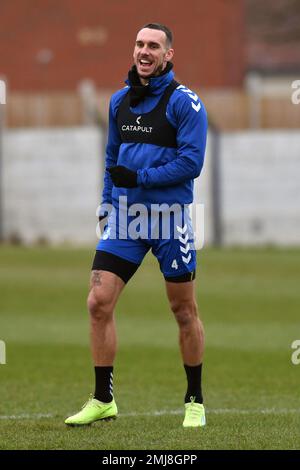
[176, 85, 201, 113]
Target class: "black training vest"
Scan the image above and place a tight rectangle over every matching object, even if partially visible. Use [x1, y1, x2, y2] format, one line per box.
[117, 80, 179, 148]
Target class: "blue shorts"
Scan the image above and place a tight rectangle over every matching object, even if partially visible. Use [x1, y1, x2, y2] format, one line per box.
[96, 208, 196, 279]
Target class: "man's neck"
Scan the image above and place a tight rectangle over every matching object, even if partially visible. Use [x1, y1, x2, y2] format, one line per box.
[140, 77, 149, 86]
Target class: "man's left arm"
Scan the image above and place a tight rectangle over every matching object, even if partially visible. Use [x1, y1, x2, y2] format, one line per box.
[137, 94, 208, 188]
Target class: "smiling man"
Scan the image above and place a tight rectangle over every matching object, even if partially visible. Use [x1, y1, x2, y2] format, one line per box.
[65, 23, 208, 428]
[134, 26, 173, 80]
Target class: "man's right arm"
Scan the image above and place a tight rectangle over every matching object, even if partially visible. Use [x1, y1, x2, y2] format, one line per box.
[100, 95, 123, 213]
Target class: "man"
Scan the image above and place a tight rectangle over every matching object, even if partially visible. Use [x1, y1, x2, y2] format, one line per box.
[65, 23, 207, 428]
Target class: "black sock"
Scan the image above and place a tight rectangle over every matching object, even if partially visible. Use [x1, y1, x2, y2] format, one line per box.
[184, 363, 203, 404]
[94, 366, 114, 403]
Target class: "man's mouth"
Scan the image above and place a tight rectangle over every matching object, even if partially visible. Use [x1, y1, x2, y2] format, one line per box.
[139, 59, 153, 69]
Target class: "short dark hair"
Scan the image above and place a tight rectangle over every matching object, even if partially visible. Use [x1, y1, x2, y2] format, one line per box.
[141, 23, 173, 47]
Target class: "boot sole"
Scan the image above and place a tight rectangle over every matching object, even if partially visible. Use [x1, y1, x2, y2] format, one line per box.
[65, 415, 117, 427]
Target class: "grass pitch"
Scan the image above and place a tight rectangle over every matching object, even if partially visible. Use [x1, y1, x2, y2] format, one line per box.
[0, 245, 299, 449]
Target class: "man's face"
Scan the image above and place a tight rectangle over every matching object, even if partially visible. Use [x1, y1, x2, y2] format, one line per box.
[133, 28, 174, 80]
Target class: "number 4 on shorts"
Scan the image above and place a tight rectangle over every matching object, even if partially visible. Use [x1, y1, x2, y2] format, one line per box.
[172, 259, 178, 270]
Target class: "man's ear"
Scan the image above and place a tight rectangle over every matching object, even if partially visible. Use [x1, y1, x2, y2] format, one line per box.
[166, 48, 174, 62]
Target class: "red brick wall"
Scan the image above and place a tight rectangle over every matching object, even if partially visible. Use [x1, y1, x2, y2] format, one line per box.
[0, 0, 245, 91]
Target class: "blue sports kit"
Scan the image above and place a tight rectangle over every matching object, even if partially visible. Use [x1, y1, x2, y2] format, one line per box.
[96, 66, 207, 280]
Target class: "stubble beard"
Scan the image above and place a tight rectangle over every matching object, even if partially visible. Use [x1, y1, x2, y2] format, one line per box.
[138, 61, 166, 82]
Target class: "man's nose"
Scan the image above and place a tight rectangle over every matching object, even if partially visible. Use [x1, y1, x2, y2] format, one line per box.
[140, 45, 150, 55]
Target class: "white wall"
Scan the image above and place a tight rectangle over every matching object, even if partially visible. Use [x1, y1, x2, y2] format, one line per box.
[193, 131, 213, 247]
[1, 127, 300, 246]
[2, 127, 103, 244]
[220, 131, 300, 245]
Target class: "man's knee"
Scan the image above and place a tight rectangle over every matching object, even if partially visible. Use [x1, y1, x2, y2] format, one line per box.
[87, 288, 114, 321]
[170, 299, 198, 327]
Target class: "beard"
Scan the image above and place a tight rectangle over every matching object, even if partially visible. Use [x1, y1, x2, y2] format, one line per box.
[138, 61, 166, 80]
[151, 62, 165, 77]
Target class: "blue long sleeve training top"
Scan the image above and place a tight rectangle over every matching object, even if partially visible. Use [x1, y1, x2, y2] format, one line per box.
[101, 68, 207, 211]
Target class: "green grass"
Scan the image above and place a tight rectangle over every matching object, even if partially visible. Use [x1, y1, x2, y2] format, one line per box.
[0, 245, 300, 449]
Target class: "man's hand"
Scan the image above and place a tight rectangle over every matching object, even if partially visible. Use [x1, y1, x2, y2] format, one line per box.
[108, 165, 138, 188]
[98, 211, 109, 235]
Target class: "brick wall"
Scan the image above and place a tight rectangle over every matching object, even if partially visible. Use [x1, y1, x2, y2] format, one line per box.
[0, 0, 245, 91]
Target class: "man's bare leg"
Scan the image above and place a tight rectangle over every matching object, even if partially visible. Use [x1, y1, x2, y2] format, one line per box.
[64, 270, 124, 425]
[87, 270, 125, 366]
[165, 279, 204, 366]
[165, 279, 206, 427]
